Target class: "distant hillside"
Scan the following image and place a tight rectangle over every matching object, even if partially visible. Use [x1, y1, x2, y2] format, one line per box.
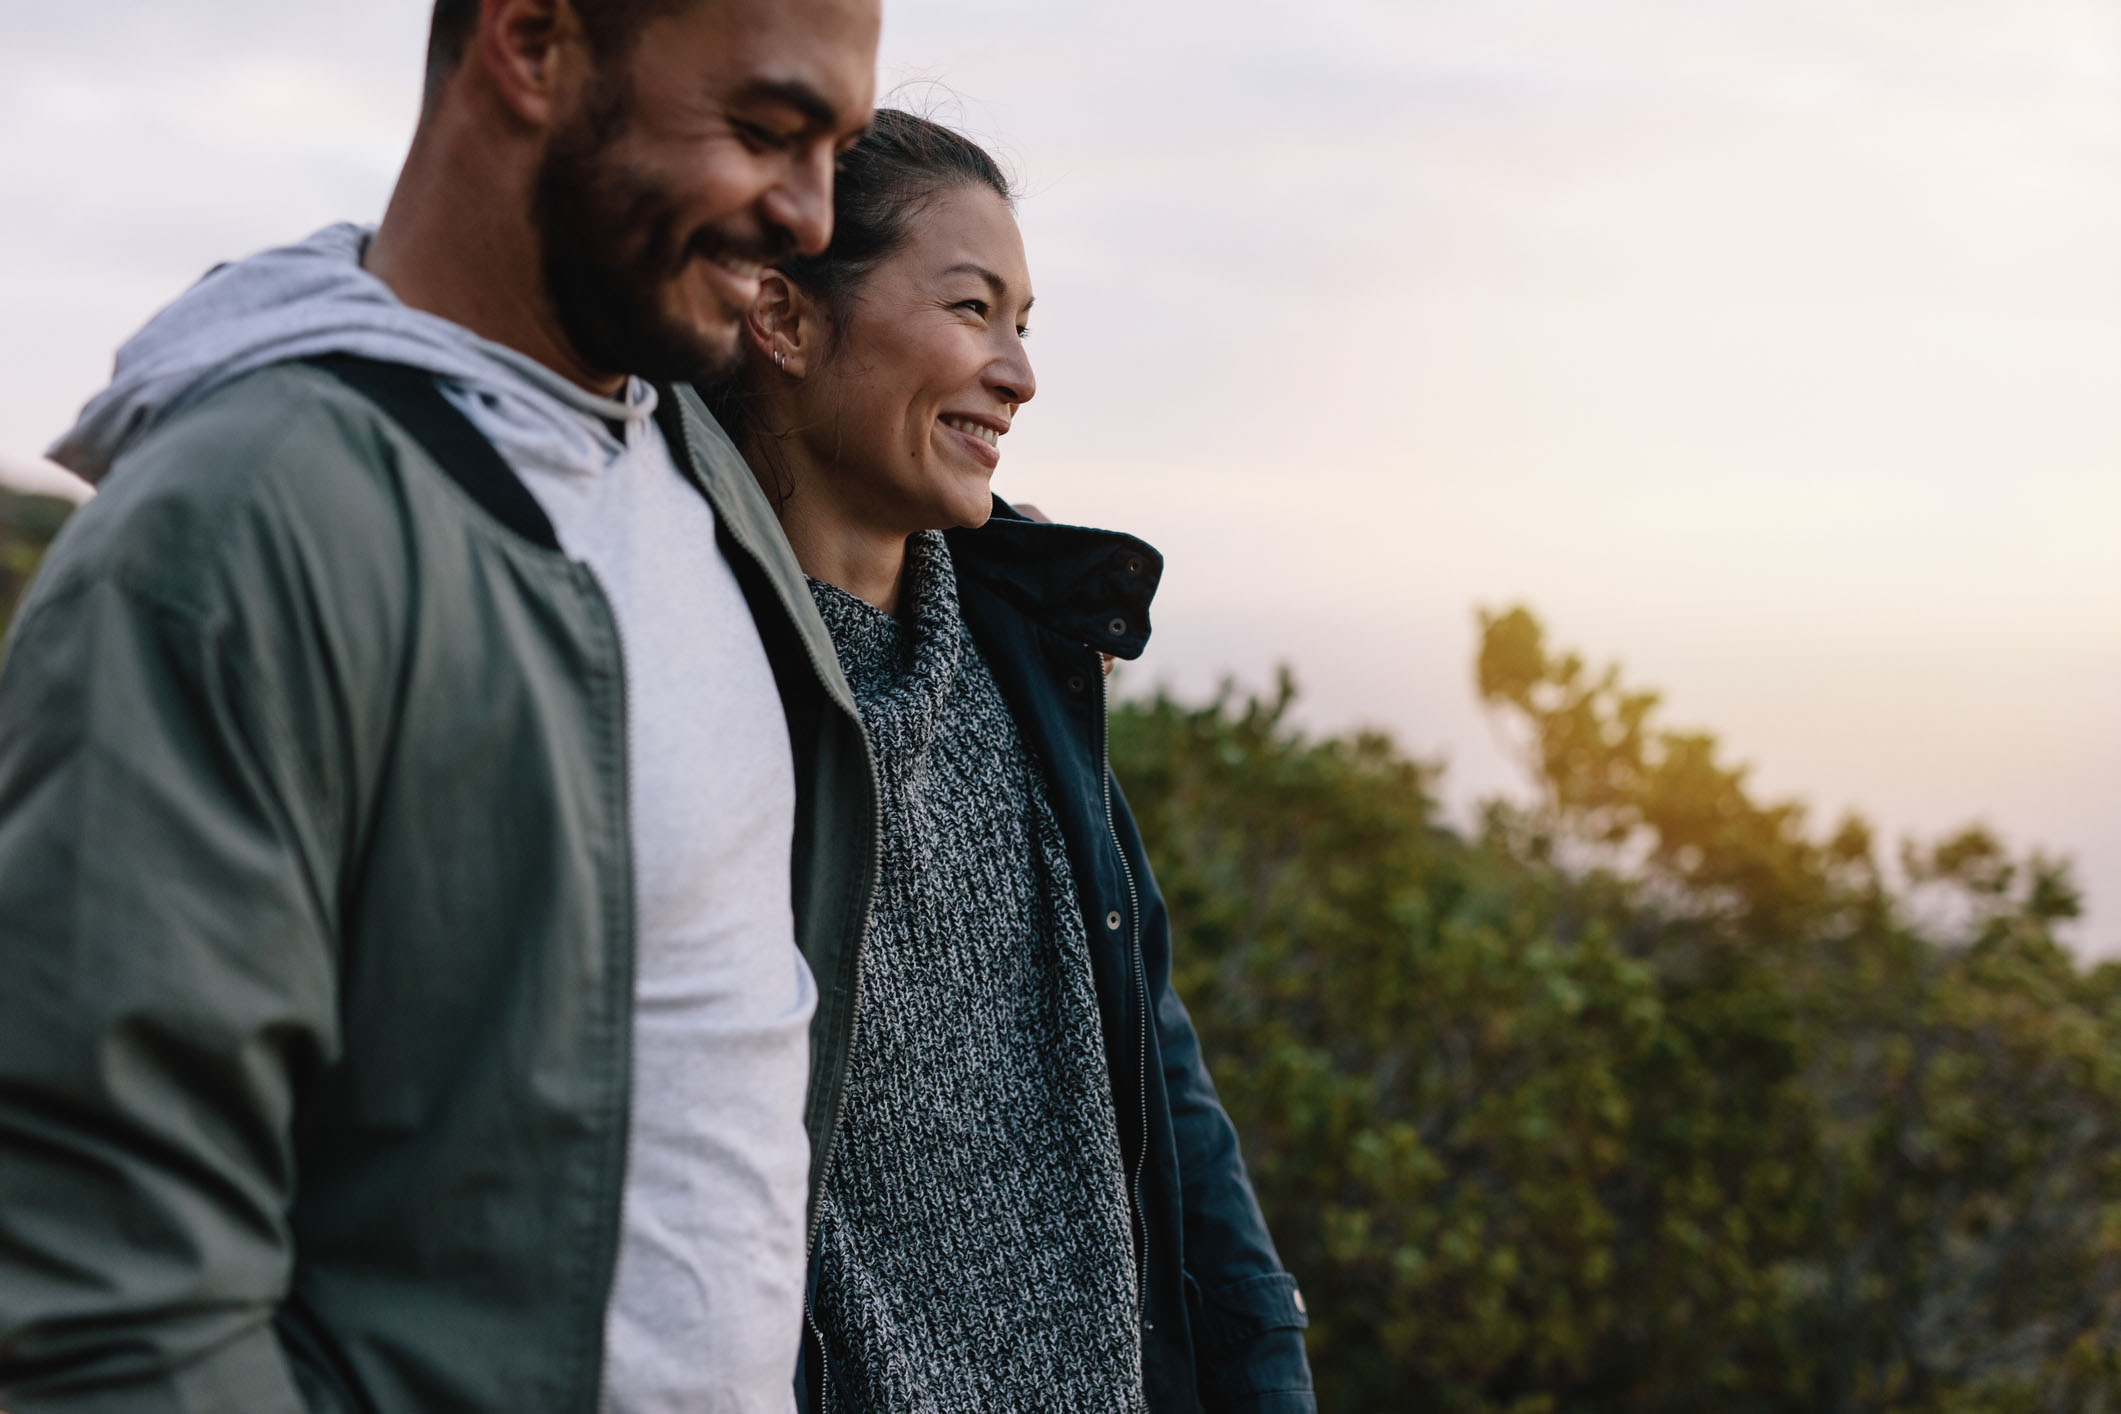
[1, 488, 74, 640]
[0, 452, 93, 504]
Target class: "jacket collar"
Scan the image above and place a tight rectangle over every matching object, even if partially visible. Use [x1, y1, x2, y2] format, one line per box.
[945, 497, 1164, 661]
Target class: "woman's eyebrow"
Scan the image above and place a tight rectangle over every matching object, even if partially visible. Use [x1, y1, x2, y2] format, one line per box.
[939, 263, 1032, 310]
[940, 262, 1005, 294]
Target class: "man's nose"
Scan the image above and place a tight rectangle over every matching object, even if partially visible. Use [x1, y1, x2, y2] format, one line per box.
[762, 147, 836, 257]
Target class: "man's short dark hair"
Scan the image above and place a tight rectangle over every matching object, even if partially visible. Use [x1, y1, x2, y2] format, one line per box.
[424, 0, 698, 102]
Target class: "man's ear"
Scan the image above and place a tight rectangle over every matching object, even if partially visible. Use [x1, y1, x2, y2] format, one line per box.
[748, 272, 826, 379]
[471, 0, 586, 128]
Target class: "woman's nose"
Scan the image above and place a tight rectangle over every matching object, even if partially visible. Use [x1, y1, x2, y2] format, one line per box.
[989, 347, 1036, 406]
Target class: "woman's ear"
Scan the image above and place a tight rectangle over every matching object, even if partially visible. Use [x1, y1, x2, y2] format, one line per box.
[748, 272, 824, 380]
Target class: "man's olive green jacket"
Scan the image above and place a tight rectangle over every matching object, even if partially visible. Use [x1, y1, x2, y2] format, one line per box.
[0, 363, 877, 1412]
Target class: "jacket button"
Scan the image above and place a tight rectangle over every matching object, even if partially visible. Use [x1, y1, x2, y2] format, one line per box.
[1294, 1289, 1307, 1315]
[1125, 556, 1144, 575]
[1107, 616, 1127, 637]
[1067, 674, 1087, 693]
[1106, 910, 1123, 931]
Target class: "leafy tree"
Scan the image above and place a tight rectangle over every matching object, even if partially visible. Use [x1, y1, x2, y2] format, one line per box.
[1111, 607, 2121, 1413]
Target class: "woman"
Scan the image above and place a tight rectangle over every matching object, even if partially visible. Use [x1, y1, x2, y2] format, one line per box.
[715, 110, 1314, 1414]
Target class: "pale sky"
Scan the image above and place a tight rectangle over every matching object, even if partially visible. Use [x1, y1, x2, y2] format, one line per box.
[5, 0, 2118, 947]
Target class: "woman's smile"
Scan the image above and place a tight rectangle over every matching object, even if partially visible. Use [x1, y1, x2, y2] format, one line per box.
[938, 412, 1005, 468]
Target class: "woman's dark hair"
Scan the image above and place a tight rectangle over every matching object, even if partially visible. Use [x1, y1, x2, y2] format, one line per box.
[774, 108, 1017, 333]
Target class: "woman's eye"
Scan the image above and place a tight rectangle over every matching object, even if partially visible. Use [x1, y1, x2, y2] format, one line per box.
[955, 299, 989, 317]
[1017, 326, 1033, 340]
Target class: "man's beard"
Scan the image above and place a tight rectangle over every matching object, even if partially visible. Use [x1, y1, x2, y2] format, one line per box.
[532, 82, 789, 385]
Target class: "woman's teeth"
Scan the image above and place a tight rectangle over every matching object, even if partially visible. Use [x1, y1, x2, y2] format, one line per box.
[712, 254, 764, 279]
[941, 416, 999, 448]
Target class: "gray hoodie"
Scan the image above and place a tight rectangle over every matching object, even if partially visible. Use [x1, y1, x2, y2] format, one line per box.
[50, 222, 635, 487]
[51, 224, 816, 1414]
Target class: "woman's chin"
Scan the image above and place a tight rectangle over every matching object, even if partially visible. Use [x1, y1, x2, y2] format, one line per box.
[891, 489, 992, 536]
[931, 475, 996, 530]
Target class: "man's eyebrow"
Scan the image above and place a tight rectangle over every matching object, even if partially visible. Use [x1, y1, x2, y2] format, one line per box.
[733, 77, 841, 129]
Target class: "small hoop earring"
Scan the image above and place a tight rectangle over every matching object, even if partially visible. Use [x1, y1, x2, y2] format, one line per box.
[772, 348, 788, 372]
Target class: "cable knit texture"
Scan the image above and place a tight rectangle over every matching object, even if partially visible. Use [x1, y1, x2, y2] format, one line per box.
[807, 531, 1146, 1414]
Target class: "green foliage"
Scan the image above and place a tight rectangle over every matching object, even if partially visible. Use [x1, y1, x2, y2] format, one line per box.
[6, 488, 2109, 1406]
[1112, 607, 2121, 1414]
[0, 488, 73, 644]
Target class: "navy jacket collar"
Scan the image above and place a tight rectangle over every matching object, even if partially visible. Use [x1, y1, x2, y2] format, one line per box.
[945, 497, 1162, 660]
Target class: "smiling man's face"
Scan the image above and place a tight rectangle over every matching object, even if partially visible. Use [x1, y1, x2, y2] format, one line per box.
[535, 0, 879, 384]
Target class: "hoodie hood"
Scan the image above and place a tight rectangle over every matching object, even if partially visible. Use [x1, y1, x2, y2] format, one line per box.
[49, 222, 653, 485]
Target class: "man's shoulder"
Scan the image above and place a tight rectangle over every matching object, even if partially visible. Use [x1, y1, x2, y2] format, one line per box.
[131, 360, 407, 499]
[41, 362, 422, 626]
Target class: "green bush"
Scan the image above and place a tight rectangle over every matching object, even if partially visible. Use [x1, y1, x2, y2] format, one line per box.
[1111, 608, 2119, 1414]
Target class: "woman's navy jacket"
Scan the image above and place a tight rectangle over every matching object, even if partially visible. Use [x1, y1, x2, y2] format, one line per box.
[798, 499, 1315, 1414]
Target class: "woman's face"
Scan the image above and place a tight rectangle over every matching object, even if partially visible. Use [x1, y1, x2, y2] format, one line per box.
[796, 183, 1036, 532]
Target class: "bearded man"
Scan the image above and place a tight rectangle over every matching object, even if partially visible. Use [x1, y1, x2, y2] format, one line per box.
[0, 1, 877, 1409]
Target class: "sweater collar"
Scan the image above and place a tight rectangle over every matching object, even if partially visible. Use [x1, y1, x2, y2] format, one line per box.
[807, 532, 963, 765]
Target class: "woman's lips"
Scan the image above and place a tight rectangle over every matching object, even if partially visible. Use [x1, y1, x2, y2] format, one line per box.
[938, 414, 1002, 469]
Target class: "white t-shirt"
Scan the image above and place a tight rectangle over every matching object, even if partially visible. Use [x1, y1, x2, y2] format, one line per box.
[463, 372, 813, 1414]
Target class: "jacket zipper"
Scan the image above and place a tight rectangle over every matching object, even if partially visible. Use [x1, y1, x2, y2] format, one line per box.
[803, 1299, 835, 1408]
[1098, 665, 1152, 1326]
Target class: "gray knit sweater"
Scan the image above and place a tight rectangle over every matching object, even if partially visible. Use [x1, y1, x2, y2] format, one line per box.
[807, 531, 1146, 1414]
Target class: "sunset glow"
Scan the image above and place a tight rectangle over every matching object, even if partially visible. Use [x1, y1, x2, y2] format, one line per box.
[6, 0, 2116, 943]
